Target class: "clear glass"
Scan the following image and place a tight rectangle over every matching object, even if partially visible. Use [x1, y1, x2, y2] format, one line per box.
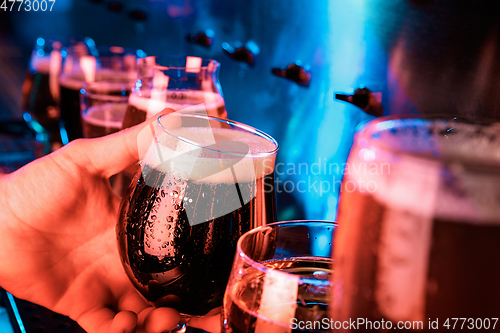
[332, 116, 500, 330]
[222, 220, 336, 333]
[21, 36, 96, 150]
[79, 81, 132, 138]
[116, 113, 278, 320]
[121, 55, 227, 130]
[59, 45, 143, 143]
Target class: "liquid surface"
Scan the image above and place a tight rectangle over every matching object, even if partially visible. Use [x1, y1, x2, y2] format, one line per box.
[81, 103, 126, 138]
[224, 258, 332, 333]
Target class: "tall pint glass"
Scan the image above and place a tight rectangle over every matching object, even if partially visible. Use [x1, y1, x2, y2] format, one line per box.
[117, 113, 278, 317]
[332, 116, 500, 332]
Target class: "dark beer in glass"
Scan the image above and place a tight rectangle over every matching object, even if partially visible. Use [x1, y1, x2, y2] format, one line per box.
[21, 36, 94, 148]
[59, 46, 140, 142]
[117, 113, 278, 317]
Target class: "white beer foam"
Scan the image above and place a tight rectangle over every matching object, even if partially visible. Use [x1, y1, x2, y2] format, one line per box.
[128, 90, 225, 118]
[81, 103, 127, 129]
[351, 119, 500, 224]
[141, 126, 276, 184]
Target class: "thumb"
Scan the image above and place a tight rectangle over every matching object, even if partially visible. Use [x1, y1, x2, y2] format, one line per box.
[71, 108, 176, 178]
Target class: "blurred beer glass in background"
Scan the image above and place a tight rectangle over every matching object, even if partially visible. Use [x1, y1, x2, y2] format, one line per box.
[59, 45, 143, 143]
[117, 55, 227, 194]
[80, 82, 134, 195]
[222, 221, 335, 333]
[21, 36, 95, 151]
[80, 80, 133, 139]
[121, 55, 227, 130]
[117, 113, 278, 329]
[332, 116, 500, 332]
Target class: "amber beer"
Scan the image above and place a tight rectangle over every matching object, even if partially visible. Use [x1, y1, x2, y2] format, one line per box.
[117, 123, 277, 316]
[121, 89, 226, 129]
[225, 258, 331, 333]
[332, 117, 500, 332]
[80, 81, 132, 138]
[81, 103, 126, 138]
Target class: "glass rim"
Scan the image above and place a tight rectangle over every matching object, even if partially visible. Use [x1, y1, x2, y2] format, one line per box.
[236, 220, 337, 276]
[138, 55, 220, 71]
[355, 114, 500, 163]
[80, 82, 133, 102]
[157, 113, 279, 157]
[96, 45, 141, 57]
[80, 89, 129, 103]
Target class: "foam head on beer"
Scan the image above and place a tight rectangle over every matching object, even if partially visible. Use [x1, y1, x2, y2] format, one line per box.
[136, 110, 277, 227]
[353, 118, 500, 221]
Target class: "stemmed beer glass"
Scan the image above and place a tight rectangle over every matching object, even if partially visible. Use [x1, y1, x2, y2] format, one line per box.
[116, 113, 278, 323]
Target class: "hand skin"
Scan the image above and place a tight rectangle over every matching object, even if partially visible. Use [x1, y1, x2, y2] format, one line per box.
[0, 110, 221, 333]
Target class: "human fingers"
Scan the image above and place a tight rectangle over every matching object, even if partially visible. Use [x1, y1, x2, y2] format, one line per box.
[107, 311, 137, 333]
[77, 307, 122, 333]
[66, 108, 176, 179]
[117, 290, 151, 315]
[136, 307, 181, 333]
[188, 313, 222, 333]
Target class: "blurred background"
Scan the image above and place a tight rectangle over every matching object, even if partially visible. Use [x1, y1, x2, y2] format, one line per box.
[0, 0, 499, 221]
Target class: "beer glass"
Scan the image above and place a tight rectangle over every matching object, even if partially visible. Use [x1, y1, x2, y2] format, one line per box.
[121, 55, 227, 129]
[222, 220, 336, 333]
[21, 36, 94, 149]
[80, 81, 134, 138]
[332, 116, 500, 332]
[59, 46, 142, 143]
[116, 113, 278, 320]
